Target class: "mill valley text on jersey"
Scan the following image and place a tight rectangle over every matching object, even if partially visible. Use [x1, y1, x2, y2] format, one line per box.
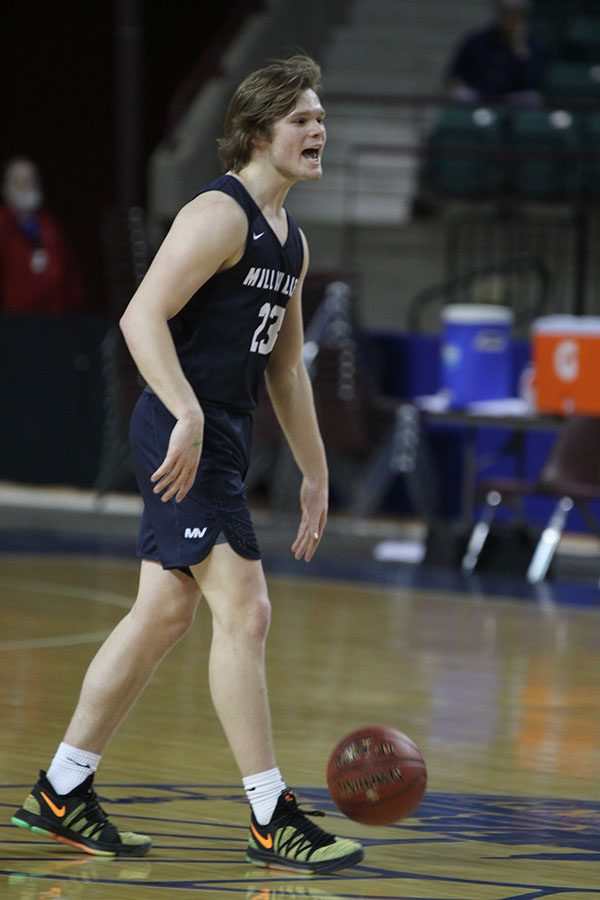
[242, 266, 298, 297]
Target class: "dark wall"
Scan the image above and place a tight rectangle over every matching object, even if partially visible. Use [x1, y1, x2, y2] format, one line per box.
[2, 5, 239, 487]
[0, 315, 109, 486]
[3, 3, 239, 314]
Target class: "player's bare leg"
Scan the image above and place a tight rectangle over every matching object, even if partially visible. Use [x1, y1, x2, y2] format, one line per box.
[64, 560, 201, 753]
[191, 545, 275, 776]
[192, 543, 363, 874]
[12, 560, 199, 856]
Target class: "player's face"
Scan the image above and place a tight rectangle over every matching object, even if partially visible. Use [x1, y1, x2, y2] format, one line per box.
[267, 89, 326, 182]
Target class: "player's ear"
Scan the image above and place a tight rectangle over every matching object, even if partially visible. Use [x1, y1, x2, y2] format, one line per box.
[251, 123, 272, 151]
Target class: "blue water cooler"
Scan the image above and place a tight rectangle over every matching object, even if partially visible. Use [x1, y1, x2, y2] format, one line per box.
[441, 304, 514, 408]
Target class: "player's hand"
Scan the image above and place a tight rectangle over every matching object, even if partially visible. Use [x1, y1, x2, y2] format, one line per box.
[151, 411, 204, 503]
[292, 476, 328, 562]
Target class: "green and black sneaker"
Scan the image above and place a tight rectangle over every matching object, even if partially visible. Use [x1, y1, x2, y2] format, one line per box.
[246, 789, 363, 874]
[11, 770, 151, 857]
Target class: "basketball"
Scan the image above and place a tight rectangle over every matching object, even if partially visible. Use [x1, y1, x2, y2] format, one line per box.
[326, 725, 427, 825]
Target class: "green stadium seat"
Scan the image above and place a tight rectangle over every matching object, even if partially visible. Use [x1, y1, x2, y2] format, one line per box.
[426, 106, 507, 197]
[546, 61, 600, 102]
[531, 0, 578, 29]
[531, 0, 577, 12]
[508, 109, 581, 198]
[581, 112, 600, 197]
[531, 13, 566, 58]
[565, 14, 600, 62]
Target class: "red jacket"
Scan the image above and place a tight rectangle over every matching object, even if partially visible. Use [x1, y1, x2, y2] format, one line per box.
[0, 205, 84, 314]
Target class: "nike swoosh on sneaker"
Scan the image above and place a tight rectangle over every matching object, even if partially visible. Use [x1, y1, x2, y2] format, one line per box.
[40, 791, 66, 817]
[250, 822, 273, 849]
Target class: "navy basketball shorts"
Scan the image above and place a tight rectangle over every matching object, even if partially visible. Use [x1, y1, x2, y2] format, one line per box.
[129, 390, 261, 574]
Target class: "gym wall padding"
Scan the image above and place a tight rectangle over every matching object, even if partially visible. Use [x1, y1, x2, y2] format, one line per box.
[0, 314, 109, 487]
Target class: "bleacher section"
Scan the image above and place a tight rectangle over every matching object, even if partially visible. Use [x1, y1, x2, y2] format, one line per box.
[421, 3, 600, 204]
[149, 0, 490, 231]
[287, 0, 490, 226]
[147, 0, 600, 333]
[148, 0, 352, 232]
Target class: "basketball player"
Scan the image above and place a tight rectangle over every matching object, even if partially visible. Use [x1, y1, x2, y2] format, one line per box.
[12, 55, 364, 874]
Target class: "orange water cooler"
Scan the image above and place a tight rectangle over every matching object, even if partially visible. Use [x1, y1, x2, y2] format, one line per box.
[532, 316, 600, 415]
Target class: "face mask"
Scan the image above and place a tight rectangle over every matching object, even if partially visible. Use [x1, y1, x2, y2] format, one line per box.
[9, 188, 43, 214]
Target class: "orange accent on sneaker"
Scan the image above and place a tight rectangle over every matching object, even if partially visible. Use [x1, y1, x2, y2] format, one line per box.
[250, 822, 273, 850]
[40, 792, 67, 818]
[51, 833, 114, 856]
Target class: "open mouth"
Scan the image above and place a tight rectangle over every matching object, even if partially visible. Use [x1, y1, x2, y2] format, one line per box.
[302, 148, 320, 161]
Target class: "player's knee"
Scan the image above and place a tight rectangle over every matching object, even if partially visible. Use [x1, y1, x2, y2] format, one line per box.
[243, 593, 271, 645]
[167, 599, 198, 641]
[132, 595, 198, 645]
[213, 591, 271, 645]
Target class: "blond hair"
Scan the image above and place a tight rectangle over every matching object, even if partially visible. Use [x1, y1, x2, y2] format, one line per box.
[217, 54, 322, 172]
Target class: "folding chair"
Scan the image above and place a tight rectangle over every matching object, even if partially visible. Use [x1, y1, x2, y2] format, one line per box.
[307, 285, 441, 519]
[462, 416, 600, 583]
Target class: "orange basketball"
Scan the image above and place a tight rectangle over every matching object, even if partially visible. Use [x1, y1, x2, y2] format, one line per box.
[326, 725, 427, 825]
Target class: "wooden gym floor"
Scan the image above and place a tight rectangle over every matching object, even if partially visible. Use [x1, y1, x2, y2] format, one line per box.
[0, 487, 599, 899]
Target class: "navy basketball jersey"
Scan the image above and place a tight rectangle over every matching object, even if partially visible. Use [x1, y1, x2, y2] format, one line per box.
[169, 174, 304, 412]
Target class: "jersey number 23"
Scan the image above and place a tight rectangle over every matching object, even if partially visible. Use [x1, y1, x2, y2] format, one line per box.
[250, 302, 286, 355]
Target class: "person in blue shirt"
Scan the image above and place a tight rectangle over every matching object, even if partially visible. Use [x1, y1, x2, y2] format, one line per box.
[446, 0, 546, 107]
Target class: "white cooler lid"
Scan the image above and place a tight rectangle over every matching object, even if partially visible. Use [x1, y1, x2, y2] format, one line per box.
[533, 315, 600, 335]
[442, 304, 514, 324]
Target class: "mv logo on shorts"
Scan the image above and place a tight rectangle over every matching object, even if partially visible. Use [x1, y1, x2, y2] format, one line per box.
[184, 527, 207, 539]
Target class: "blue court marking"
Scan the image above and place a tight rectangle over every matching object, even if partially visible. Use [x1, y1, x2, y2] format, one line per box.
[1, 528, 599, 608]
[1, 784, 598, 897]
[262, 551, 600, 608]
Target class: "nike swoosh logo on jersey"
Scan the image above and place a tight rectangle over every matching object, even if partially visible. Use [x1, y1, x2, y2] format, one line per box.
[250, 822, 273, 849]
[253, 231, 265, 240]
[40, 791, 67, 818]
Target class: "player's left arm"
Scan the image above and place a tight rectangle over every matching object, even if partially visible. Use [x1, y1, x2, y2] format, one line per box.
[265, 230, 328, 562]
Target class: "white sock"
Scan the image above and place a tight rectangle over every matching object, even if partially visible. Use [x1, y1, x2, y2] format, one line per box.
[243, 767, 287, 825]
[46, 742, 101, 795]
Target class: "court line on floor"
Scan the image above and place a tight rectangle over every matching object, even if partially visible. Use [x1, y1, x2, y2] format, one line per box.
[0, 577, 131, 650]
[0, 629, 112, 651]
[0, 576, 132, 607]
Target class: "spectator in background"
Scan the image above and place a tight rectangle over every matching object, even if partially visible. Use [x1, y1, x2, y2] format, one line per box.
[446, 0, 546, 107]
[0, 157, 84, 314]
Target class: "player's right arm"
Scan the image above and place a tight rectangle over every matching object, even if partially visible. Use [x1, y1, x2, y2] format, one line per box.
[119, 192, 247, 502]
